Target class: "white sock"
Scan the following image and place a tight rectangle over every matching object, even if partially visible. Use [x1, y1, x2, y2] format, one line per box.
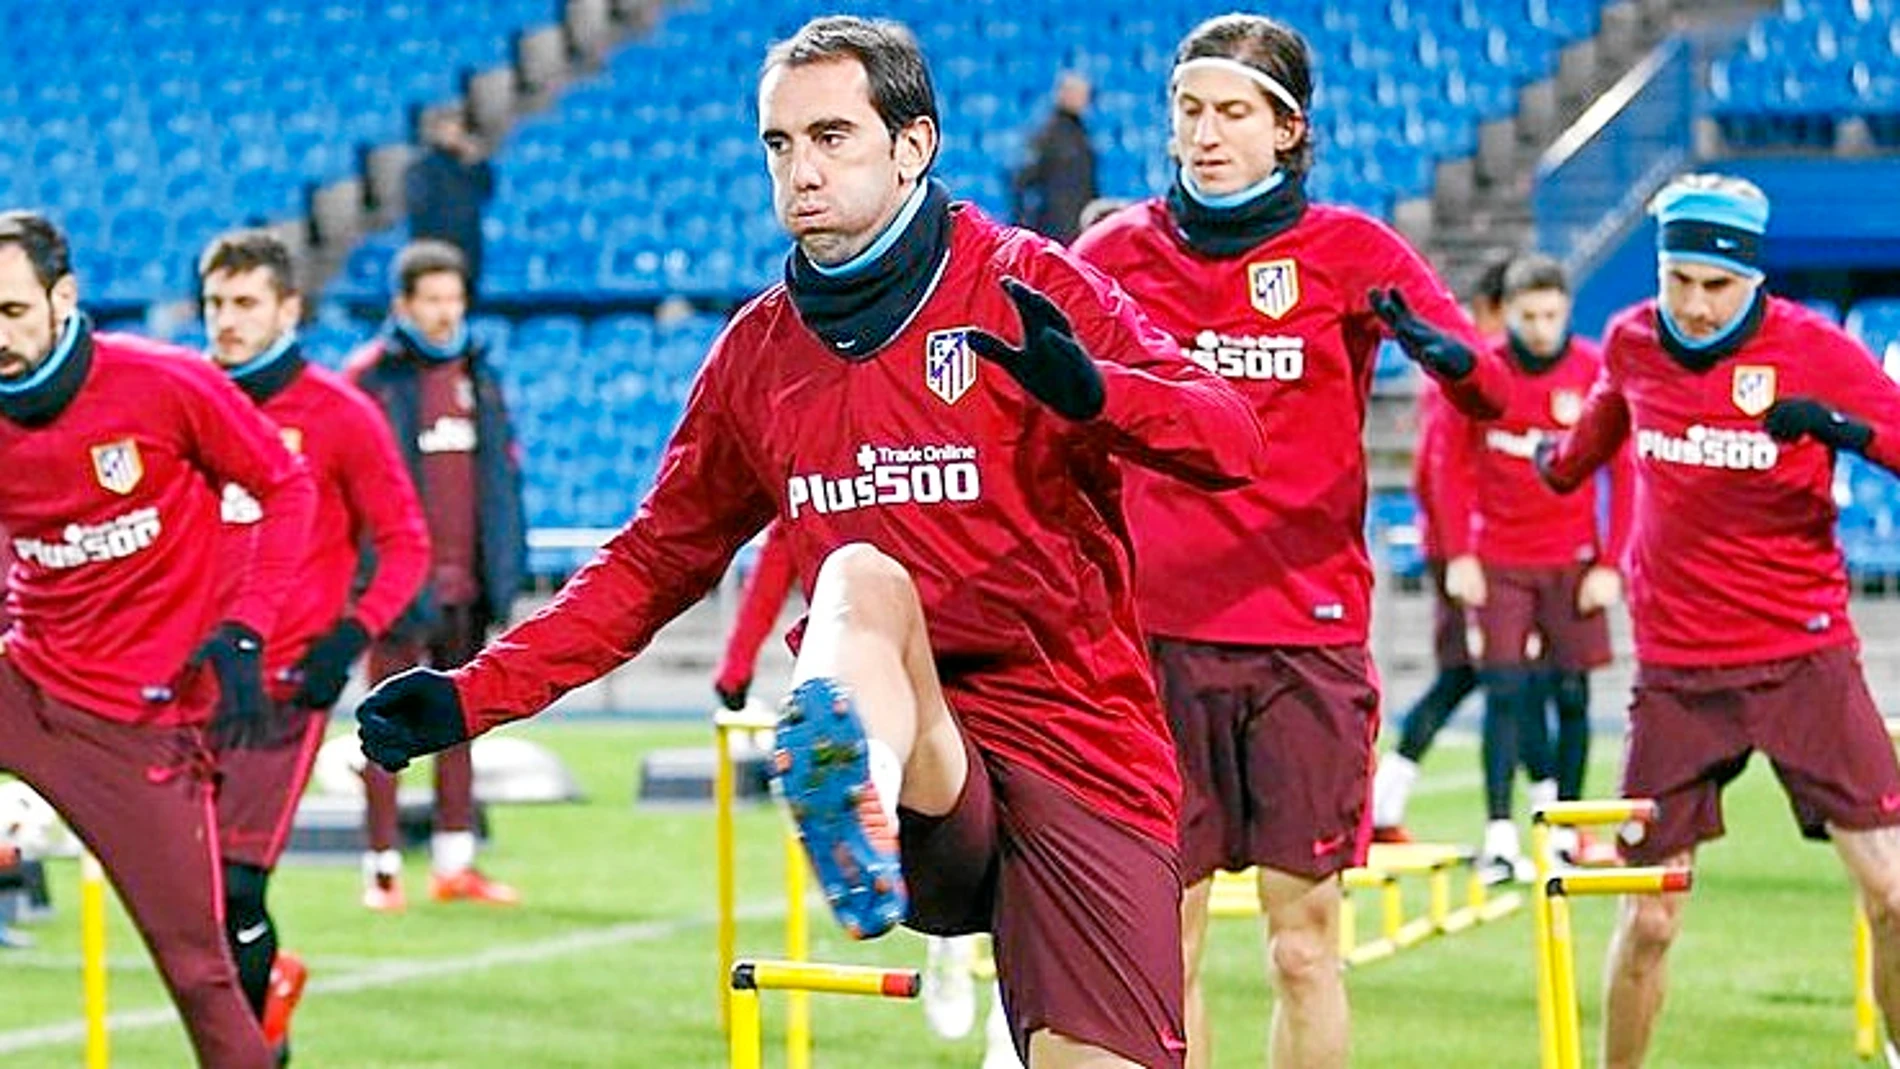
[866, 738, 904, 828]
[363, 849, 402, 881]
[1528, 778, 1559, 815]
[431, 830, 477, 876]
[1372, 754, 1419, 828]
[1484, 819, 1521, 860]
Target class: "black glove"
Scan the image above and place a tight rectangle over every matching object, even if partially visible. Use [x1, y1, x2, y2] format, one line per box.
[292, 618, 370, 709]
[1764, 398, 1873, 454]
[1369, 287, 1476, 380]
[191, 622, 270, 750]
[1533, 438, 1562, 490]
[357, 668, 469, 772]
[965, 277, 1106, 421]
[714, 678, 750, 712]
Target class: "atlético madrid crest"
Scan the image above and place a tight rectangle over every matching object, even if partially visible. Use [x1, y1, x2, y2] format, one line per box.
[1551, 389, 1584, 427]
[1731, 365, 1777, 417]
[90, 438, 144, 496]
[1247, 259, 1300, 320]
[925, 328, 977, 405]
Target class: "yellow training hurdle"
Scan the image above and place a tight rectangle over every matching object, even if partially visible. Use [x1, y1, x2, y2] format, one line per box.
[1531, 800, 1693, 1069]
[1210, 842, 1523, 965]
[714, 706, 812, 1068]
[728, 960, 920, 1069]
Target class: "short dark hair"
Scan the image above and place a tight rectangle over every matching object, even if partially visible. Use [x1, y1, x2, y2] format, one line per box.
[1502, 253, 1569, 299]
[199, 228, 299, 295]
[0, 211, 73, 290]
[1174, 14, 1315, 177]
[1471, 252, 1515, 310]
[762, 16, 939, 158]
[392, 239, 469, 298]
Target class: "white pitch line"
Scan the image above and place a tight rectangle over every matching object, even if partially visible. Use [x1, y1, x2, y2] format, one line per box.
[0, 900, 788, 1054]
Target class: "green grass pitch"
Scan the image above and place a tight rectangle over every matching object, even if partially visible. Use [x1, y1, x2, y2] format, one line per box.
[0, 722, 1877, 1067]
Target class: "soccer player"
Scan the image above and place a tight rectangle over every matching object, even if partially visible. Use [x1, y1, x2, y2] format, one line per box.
[712, 522, 798, 711]
[200, 229, 431, 1050]
[343, 240, 526, 910]
[1434, 253, 1630, 878]
[1370, 254, 1512, 843]
[356, 16, 1268, 1068]
[1536, 173, 1900, 1068]
[1069, 14, 1509, 1069]
[0, 210, 315, 1067]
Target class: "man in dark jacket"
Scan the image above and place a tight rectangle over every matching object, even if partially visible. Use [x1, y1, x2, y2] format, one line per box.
[1010, 73, 1097, 245]
[405, 111, 494, 300]
[343, 240, 526, 910]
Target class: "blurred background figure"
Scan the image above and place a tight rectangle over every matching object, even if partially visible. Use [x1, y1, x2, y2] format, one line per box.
[406, 109, 494, 303]
[1010, 72, 1097, 244]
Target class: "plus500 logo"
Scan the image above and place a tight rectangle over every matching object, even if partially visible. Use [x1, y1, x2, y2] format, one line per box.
[787, 444, 982, 519]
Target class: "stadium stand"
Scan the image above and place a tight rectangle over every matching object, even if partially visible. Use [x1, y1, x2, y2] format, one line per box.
[0, 0, 561, 307]
[1708, 0, 1900, 149]
[8, 0, 1896, 577]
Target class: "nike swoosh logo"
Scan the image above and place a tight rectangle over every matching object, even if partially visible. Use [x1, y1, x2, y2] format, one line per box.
[236, 922, 270, 945]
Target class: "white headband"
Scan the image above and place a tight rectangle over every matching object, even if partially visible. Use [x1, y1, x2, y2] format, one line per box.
[1170, 56, 1304, 116]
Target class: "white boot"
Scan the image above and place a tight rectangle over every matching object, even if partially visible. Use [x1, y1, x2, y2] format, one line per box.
[1372, 754, 1419, 830]
[982, 981, 1025, 1069]
[1480, 819, 1532, 884]
[1527, 778, 1558, 818]
[923, 934, 976, 1040]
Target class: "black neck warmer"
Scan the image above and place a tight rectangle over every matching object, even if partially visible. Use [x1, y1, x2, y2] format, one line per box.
[1655, 290, 1768, 373]
[785, 179, 954, 359]
[1508, 331, 1569, 376]
[0, 315, 95, 428]
[1165, 171, 1310, 259]
[229, 341, 307, 405]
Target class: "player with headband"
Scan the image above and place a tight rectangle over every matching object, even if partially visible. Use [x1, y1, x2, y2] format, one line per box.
[1074, 14, 1508, 1068]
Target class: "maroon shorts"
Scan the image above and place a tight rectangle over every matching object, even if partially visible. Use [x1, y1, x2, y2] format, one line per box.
[1151, 639, 1381, 883]
[899, 733, 1186, 1068]
[216, 700, 328, 870]
[1475, 562, 1612, 672]
[1620, 645, 1900, 865]
[0, 656, 273, 1066]
[1427, 559, 1473, 669]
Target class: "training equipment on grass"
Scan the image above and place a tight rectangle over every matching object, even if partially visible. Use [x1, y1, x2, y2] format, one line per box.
[715, 705, 814, 1068]
[80, 849, 108, 1069]
[1531, 799, 1694, 1069]
[1209, 842, 1523, 965]
[728, 960, 920, 1069]
[1852, 717, 1900, 1061]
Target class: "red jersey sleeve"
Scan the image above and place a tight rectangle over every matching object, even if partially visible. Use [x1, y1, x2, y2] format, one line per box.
[174, 363, 317, 637]
[1601, 434, 1636, 568]
[333, 384, 431, 637]
[1019, 243, 1271, 490]
[453, 358, 777, 732]
[714, 523, 799, 692]
[1356, 220, 1509, 419]
[1807, 325, 1900, 477]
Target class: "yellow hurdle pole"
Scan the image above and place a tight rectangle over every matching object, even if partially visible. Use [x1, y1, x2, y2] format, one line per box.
[728, 982, 762, 1069]
[785, 826, 810, 1069]
[737, 960, 923, 998]
[1535, 799, 1659, 828]
[1531, 821, 1560, 1069]
[80, 850, 109, 1069]
[1856, 901, 1878, 1059]
[714, 706, 781, 1029]
[1547, 885, 1583, 1069]
[715, 717, 738, 1030]
[1547, 868, 1692, 897]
